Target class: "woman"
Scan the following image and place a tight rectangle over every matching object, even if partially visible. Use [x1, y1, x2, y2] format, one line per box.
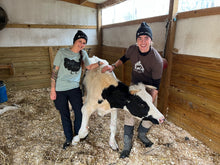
[102, 22, 163, 158]
[50, 30, 102, 149]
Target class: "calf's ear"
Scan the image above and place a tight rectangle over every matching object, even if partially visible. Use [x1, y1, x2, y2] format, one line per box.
[130, 89, 140, 95]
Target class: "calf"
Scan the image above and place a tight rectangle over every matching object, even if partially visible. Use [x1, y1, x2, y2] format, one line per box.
[72, 56, 164, 150]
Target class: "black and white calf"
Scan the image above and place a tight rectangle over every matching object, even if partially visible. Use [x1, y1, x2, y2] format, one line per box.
[72, 56, 165, 150]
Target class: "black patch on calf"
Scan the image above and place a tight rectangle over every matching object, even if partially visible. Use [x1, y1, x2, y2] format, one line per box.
[142, 115, 159, 124]
[102, 82, 150, 118]
[102, 82, 129, 109]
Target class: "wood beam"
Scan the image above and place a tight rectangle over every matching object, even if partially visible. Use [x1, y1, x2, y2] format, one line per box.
[100, 0, 127, 9]
[60, 0, 97, 8]
[102, 15, 168, 29]
[80, 0, 88, 5]
[97, 5, 102, 46]
[6, 24, 96, 29]
[159, 0, 179, 115]
[177, 6, 220, 20]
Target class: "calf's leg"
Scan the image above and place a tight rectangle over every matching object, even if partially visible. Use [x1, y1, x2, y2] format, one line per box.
[78, 105, 94, 139]
[109, 109, 118, 150]
[72, 104, 94, 145]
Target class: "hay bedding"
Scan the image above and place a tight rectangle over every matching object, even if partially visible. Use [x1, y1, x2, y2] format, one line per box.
[0, 88, 219, 165]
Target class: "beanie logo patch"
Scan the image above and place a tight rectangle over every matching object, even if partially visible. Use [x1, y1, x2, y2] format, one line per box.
[137, 32, 151, 37]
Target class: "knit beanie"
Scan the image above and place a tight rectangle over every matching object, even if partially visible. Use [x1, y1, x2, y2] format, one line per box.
[136, 22, 152, 40]
[73, 30, 88, 43]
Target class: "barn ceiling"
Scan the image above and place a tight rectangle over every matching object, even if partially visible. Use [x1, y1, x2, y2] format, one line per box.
[87, 0, 108, 4]
[60, 0, 126, 9]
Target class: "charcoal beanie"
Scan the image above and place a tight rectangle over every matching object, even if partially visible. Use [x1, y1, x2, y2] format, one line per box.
[136, 22, 152, 40]
[73, 30, 88, 43]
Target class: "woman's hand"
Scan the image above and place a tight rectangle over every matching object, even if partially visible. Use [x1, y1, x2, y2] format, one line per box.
[50, 90, 56, 100]
[150, 89, 158, 103]
[101, 65, 114, 73]
[86, 61, 104, 70]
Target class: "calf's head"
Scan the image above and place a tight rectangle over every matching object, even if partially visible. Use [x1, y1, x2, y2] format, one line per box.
[128, 83, 165, 124]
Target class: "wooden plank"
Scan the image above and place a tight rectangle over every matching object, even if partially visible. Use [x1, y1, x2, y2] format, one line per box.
[159, 0, 179, 115]
[60, 0, 97, 8]
[80, 0, 87, 5]
[101, 46, 126, 82]
[177, 7, 220, 20]
[169, 87, 220, 127]
[168, 103, 220, 144]
[170, 71, 220, 103]
[49, 47, 55, 72]
[7, 81, 50, 90]
[6, 24, 96, 29]
[97, 5, 102, 46]
[5, 74, 50, 82]
[102, 45, 126, 53]
[0, 45, 100, 89]
[103, 15, 168, 29]
[100, 0, 127, 9]
[173, 53, 220, 70]
[168, 106, 220, 153]
[14, 66, 51, 77]
[0, 57, 50, 63]
[0, 47, 49, 58]
[13, 61, 50, 68]
[0, 64, 14, 75]
[0, 70, 12, 79]
[123, 61, 132, 85]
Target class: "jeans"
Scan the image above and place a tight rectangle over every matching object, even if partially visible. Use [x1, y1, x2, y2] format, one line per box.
[54, 87, 83, 142]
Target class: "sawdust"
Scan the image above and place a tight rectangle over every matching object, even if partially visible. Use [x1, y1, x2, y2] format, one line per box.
[0, 88, 219, 165]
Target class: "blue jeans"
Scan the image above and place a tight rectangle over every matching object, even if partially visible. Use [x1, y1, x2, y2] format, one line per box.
[54, 87, 83, 142]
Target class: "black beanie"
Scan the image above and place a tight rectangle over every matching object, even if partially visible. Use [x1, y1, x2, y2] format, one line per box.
[73, 30, 88, 43]
[136, 22, 152, 40]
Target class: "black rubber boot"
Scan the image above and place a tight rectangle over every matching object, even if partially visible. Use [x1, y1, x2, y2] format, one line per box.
[120, 125, 134, 159]
[137, 124, 153, 147]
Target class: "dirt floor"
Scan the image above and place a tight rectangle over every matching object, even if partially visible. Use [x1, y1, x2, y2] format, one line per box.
[0, 88, 219, 165]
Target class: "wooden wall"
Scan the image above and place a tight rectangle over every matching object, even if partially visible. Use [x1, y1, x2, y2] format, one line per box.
[0, 47, 51, 89]
[101, 46, 128, 83]
[0, 45, 100, 89]
[164, 53, 220, 153]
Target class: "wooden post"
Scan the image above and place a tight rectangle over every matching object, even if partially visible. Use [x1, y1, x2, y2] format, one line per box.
[48, 47, 55, 72]
[159, 0, 179, 115]
[97, 5, 103, 48]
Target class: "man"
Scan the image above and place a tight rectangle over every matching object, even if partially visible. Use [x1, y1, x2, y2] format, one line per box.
[102, 22, 163, 158]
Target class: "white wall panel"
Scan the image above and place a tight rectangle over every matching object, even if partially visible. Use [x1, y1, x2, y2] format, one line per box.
[103, 22, 167, 52]
[174, 15, 220, 58]
[0, 28, 97, 47]
[0, 0, 97, 47]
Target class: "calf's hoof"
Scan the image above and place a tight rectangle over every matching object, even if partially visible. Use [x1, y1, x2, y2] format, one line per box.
[144, 141, 154, 147]
[78, 129, 89, 139]
[119, 150, 131, 159]
[109, 140, 119, 151]
[72, 135, 80, 145]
